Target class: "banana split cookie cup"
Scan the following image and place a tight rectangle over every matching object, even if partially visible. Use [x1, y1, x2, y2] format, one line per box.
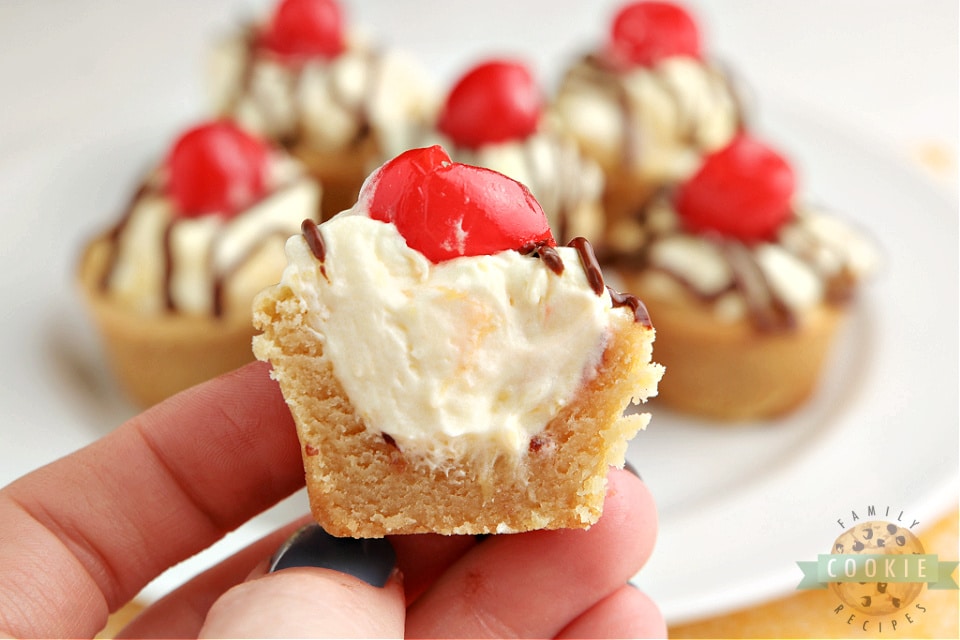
[553, 0, 744, 249]
[78, 120, 320, 407]
[612, 134, 878, 421]
[253, 146, 663, 537]
[209, 0, 436, 220]
[424, 59, 605, 244]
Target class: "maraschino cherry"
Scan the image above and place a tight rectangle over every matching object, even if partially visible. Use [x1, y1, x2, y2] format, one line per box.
[259, 0, 346, 60]
[437, 60, 544, 149]
[675, 134, 796, 242]
[364, 146, 555, 263]
[606, 1, 701, 68]
[165, 121, 271, 217]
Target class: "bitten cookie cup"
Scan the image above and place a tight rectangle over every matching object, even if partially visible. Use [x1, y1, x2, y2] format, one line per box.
[252, 146, 663, 537]
[254, 284, 660, 537]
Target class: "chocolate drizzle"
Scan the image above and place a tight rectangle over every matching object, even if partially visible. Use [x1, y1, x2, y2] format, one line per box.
[520, 240, 564, 275]
[520, 237, 652, 326]
[719, 239, 795, 331]
[567, 237, 605, 296]
[161, 221, 177, 312]
[98, 183, 155, 291]
[302, 218, 326, 261]
[608, 288, 653, 327]
[301, 217, 328, 280]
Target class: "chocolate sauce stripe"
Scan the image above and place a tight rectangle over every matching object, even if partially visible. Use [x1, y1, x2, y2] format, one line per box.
[719, 239, 795, 331]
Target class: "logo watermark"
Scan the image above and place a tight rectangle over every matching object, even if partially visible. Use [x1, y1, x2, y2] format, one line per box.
[796, 506, 958, 633]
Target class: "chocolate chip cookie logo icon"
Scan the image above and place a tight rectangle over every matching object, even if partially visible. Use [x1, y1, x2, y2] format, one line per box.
[797, 509, 958, 631]
[828, 521, 926, 614]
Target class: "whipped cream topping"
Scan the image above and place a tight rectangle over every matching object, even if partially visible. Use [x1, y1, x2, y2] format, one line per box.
[209, 29, 435, 160]
[553, 55, 742, 184]
[425, 124, 605, 242]
[626, 196, 879, 328]
[275, 207, 637, 466]
[97, 155, 319, 317]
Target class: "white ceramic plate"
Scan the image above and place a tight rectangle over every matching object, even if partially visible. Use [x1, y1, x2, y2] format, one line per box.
[1, 96, 955, 624]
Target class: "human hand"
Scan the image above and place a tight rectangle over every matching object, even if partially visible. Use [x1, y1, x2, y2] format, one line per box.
[0, 361, 665, 638]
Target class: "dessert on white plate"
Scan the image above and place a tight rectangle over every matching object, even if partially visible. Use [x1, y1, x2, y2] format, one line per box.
[78, 120, 319, 407]
[612, 133, 878, 420]
[209, 0, 436, 219]
[553, 0, 744, 246]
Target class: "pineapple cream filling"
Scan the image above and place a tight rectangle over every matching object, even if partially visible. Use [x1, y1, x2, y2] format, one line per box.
[276, 209, 619, 466]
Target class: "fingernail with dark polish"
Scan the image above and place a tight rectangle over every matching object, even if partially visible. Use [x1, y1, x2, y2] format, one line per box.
[269, 524, 396, 587]
[623, 460, 642, 481]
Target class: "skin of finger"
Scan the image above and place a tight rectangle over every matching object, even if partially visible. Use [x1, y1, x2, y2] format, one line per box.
[0, 362, 303, 638]
[198, 569, 406, 639]
[556, 584, 667, 639]
[405, 470, 657, 639]
[387, 533, 477, 605]
[122, 522, 469, 637]
[117, 519, 308, 639]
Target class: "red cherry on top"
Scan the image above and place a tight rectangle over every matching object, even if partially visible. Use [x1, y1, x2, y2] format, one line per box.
[606, 1, 702, 67]
[675, 134, 796, 242]
[364, 146, 555, 263]
[259, 0, 346, 60]
[165, 121, 271, 217]
[437, 60, 544, 149]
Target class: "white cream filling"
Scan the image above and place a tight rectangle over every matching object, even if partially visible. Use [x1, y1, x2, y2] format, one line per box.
[278, 211, 617, 465]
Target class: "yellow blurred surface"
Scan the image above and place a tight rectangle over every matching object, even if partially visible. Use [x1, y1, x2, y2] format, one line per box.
[670, 508, 959, 639]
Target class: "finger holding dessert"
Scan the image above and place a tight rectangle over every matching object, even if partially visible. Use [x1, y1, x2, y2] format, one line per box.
[208, 0, 437, 220]
[78, 120, 320, 407]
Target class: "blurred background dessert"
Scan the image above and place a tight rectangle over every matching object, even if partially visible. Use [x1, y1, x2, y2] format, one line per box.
[421, 58, 605, 244]
[209, 0, 436, 219]
[78, 120, 320, 406]
[613, 133, 879, 419]
[552, 0, 745, 251]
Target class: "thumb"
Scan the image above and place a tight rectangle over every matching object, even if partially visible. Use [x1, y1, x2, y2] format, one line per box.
[199, 525, 405, 638]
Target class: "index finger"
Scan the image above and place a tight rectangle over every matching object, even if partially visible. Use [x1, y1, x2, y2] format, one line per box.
[0, 361, 303, 639]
